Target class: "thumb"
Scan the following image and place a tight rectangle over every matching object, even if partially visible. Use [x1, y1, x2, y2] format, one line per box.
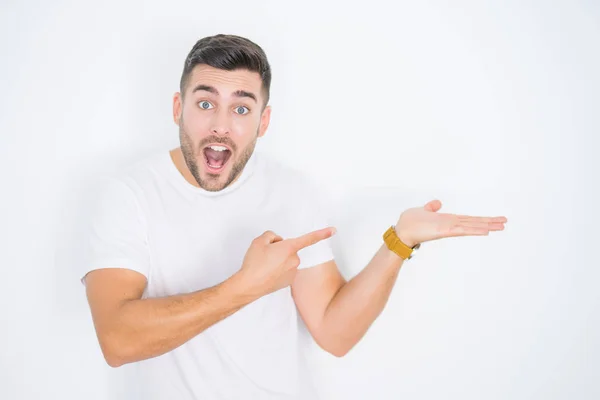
[424, 199, 442, 212]
[260, 230, 284, 245]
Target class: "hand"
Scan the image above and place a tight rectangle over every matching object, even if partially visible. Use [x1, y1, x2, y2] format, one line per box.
[395, 200, 507, 248]
[237, 227, 337, 298]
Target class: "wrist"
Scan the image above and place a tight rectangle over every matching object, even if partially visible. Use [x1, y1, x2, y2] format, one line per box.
[394, 225, 417, 248]
[381, 242, 405, 264]
[224, 272, 262, 305]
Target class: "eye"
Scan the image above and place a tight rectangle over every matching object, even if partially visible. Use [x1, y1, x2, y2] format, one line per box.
[198, 101, 214, 110]
[235, 106, 250, 115]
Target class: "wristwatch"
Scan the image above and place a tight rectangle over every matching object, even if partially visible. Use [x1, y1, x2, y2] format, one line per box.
[383, 225, 421, 260]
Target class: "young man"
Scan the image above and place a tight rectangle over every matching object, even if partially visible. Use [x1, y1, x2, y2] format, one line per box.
[81, 34, 507, 399]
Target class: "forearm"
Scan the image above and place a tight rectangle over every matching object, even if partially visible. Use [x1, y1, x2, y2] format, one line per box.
[320, 243, 404, 356]
[102, 273, 256, 367]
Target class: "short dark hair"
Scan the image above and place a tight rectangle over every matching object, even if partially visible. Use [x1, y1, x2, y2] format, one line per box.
[179, 34, 272, 106]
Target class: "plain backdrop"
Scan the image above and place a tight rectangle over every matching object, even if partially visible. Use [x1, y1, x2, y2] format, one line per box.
[1, 0, 598, 399]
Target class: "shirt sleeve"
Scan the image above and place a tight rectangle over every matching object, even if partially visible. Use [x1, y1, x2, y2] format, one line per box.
[80, 176, 150, 285]
[295, 180, 336, 270]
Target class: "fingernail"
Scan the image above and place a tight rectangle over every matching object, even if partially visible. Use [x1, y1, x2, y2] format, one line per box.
[331, 228, 337, 235]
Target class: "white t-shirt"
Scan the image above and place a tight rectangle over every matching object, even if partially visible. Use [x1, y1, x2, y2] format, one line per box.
[81, 148, 335, 400]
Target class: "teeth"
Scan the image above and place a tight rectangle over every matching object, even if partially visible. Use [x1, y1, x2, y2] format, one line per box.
[209, 145, 228, 151]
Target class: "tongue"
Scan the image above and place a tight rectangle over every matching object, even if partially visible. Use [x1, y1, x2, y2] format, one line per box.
[205, 148, 228, 168]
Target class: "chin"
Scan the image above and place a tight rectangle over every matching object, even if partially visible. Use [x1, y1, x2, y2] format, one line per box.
[196, 156, 235, 192]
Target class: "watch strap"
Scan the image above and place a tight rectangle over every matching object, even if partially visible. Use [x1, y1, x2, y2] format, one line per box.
[383, 225, 420, 260]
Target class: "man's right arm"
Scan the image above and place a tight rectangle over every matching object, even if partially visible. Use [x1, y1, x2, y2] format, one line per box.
[84, 226, 335, 368]
[84, 268, 257, 368]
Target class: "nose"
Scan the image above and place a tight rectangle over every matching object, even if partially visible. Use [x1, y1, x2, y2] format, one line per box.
[210, 108, 231, 136]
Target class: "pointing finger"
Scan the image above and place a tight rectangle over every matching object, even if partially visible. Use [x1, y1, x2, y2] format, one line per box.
[290, 227, 336, 252]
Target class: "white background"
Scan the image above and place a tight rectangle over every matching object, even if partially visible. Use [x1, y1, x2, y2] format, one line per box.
[1, 0, 599, 399]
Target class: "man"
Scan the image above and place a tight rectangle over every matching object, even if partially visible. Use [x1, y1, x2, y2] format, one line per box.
[81, 34, 507, 399]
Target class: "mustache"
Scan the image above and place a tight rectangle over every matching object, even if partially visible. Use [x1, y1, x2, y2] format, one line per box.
[199, 136, 236, 152]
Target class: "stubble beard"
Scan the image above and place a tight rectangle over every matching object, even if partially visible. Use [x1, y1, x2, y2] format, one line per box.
[179, 118, 258, 192]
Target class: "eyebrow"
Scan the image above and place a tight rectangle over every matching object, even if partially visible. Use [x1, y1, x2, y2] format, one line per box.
[191, 84, 257, 103]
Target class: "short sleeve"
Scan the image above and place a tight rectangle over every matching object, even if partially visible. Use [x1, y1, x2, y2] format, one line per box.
[80, 177, 150, 285]
[295, 181, 336, 270]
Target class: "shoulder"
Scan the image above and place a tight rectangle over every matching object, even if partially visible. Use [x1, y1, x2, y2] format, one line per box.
[90, 151, 170, 211]
[98, 151, 169, 193]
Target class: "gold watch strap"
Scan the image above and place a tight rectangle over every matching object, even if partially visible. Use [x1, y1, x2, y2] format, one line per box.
[383, 225, 420, 260]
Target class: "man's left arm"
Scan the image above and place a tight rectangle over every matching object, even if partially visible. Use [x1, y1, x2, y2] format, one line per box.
[291, 242, 404, 357]
[291, 199, 507, 357]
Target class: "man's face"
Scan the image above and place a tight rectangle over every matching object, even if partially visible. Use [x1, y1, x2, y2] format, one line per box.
[173, 64, 271, 192]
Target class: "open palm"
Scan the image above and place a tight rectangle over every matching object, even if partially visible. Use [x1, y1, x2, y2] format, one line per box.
[395, 200, 507, 247]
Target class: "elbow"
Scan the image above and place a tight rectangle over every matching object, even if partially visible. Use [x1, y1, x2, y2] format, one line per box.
[101, 345, 126, 368]
[313, 325, 355, 358]
[105, 354, 124, 368]
[316, 336, 352, 358]
[98, 333, 130, 368]
[104, 348, 127, 368]
[329, 348, 349, 358]
[328, 342, 353, 358]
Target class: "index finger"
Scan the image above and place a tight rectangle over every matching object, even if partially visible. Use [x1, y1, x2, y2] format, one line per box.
[289, 227, 337, 252]
[455, 215, 508, 223]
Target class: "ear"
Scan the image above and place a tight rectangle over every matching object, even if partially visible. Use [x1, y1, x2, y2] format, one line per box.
[257, 105, 272, 138]
[173, 92, 182, 126]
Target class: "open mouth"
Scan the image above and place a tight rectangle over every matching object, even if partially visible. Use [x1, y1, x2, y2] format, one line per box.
[203, 144, 232, 173]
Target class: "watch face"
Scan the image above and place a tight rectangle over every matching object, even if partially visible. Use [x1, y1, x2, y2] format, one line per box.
[409, 244, 420, 259]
